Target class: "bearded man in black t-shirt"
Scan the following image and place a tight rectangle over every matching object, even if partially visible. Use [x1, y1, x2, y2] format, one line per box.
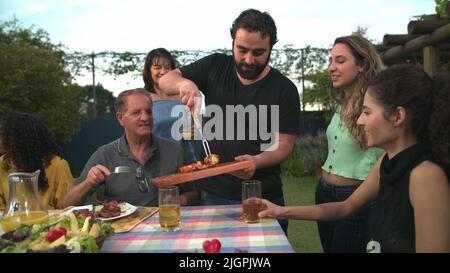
[159, 9, 300, 234]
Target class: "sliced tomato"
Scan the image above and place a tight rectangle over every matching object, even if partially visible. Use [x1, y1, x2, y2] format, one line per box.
[179, 164, 194, 173]
[46, 227, 67, 242]
[194, 163, 208, 170]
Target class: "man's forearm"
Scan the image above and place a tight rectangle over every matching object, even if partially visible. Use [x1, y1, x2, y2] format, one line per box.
[63, 180, 93, 207]
[254, 134, 296, 169]
[159, 69, 184, 96]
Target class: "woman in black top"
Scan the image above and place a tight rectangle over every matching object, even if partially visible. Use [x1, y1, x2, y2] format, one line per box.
[259, 64, 450, 252]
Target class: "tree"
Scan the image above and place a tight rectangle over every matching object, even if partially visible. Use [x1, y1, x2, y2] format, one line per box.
[302, 70, 334, 112]
[65, 45, 332, 111]
[352, 25, 380, 44]
[71, 83, 116, 120]
[435, 0, 449, 16]
[0, 19, 80, 143]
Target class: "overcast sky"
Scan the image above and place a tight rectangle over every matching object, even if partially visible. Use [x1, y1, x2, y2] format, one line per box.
[0, 0, 436, 95]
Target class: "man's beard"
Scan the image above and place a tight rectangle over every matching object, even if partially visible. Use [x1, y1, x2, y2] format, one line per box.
[234, 53, 270, 80]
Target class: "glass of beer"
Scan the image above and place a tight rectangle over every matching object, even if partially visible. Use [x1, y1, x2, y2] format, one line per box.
[242, 180, 263, 223]
[158, 186, 181, 232]
[180, 125, 195, 140]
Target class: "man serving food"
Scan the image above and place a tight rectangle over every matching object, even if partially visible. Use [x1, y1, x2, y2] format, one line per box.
[159, 9, 300, 233]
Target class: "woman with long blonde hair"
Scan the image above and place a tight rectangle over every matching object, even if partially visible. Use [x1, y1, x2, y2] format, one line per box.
[315, 35, 385, 252]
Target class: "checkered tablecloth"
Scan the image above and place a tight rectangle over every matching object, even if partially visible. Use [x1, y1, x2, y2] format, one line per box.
[100, 204, 294, 253]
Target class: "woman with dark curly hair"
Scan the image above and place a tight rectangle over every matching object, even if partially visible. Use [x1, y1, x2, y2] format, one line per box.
[259, 64, 450, 253]
[0, 112, 74, 209]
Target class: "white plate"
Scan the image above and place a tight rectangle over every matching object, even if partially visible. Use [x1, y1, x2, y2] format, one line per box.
[61, 203, 138, 221]
[61, 205, 94, 216]
[96, 203, 137, 221]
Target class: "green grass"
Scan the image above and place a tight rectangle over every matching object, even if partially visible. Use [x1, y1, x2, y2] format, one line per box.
[283, 175, 323, 253]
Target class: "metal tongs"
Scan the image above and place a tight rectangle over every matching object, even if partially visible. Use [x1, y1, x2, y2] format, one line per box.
[191, 113, 212, 157]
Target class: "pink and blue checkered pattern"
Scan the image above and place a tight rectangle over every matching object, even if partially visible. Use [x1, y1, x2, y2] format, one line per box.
[100, 204, 294, 253]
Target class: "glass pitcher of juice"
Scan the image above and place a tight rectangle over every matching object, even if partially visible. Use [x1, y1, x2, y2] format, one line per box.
[1, 170, 49, 233]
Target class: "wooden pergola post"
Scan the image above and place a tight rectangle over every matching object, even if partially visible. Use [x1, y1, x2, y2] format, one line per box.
[423, 46, 440, 77]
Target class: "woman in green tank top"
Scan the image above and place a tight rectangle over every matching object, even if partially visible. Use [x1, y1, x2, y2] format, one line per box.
[313, 35, 385, 253]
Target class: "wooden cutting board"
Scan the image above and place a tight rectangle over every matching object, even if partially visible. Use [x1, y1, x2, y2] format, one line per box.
[111, 207, 159, 233]
[151, 160, 252, 187]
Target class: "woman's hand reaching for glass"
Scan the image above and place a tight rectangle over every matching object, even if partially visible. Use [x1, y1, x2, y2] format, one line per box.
[258, 199, 287, 220]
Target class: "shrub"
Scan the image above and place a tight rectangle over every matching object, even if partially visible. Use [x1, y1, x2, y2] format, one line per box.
[281, 146, 304, 177]
[297, 131, 328, 174]
[282, 131, 328, 176]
